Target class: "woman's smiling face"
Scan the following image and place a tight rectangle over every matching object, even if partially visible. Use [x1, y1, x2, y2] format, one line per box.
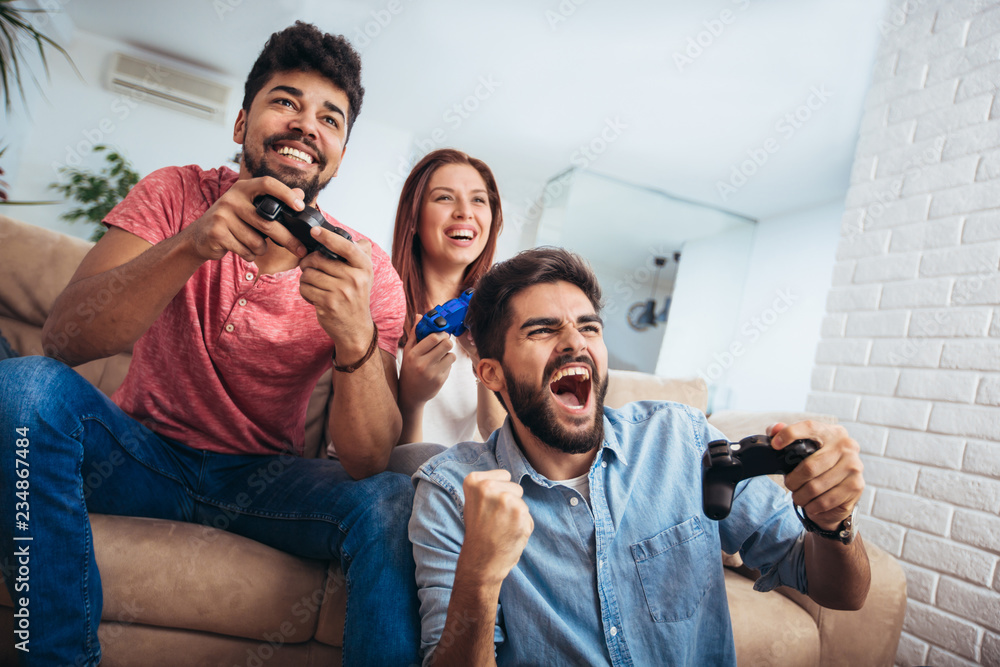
[417, 163, 493, 271]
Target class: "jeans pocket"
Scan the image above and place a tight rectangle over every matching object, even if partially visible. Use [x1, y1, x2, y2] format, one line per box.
[631, 516, 713, 622]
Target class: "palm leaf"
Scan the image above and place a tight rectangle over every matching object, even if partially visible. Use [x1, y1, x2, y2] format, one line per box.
[0, 0, 77, 110]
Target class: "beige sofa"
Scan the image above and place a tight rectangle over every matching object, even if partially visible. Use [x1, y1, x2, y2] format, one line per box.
[0, 214, 907, 666]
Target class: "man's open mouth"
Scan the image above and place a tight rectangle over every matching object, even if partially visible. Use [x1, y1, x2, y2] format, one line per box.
[548, 366, 592, 410]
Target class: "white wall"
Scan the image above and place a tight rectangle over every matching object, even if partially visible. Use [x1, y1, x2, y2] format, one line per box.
[5, 29, 240, 238]
[724, 200, 843, 412]
[655, 224, 754, 409]
[807, 2, 1000, 664]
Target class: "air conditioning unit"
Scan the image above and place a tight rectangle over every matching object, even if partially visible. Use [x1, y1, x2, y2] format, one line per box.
[105, 52, 231, 123]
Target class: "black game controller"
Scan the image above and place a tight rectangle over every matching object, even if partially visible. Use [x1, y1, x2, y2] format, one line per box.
[702, 434, 819, 520]
[415, 289, 474, 341]
[253, 194, 352, 261]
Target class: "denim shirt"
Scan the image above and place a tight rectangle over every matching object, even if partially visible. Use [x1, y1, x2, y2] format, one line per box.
[409, 401, 809, 667]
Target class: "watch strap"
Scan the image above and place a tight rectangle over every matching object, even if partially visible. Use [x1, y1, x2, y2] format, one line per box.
[795, 505, 855, 545]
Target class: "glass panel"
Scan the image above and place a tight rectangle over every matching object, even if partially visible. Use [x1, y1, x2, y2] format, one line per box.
[533, 169, 755, 383]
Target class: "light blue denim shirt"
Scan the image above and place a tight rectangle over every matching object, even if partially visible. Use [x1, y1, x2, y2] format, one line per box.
[409, 401, 808, 666]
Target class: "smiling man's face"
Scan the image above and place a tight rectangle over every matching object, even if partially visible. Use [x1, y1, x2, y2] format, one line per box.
[492, 280, 610, 455]
[234, 69, 349, 205]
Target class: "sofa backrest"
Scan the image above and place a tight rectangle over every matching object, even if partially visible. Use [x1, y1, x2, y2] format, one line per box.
[605, 369, 707, 413]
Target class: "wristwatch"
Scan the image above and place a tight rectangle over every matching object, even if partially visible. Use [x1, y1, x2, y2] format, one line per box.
[795, 505, 856, 545]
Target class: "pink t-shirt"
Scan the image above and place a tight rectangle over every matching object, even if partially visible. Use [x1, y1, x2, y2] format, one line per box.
[106, 165, 404, 456]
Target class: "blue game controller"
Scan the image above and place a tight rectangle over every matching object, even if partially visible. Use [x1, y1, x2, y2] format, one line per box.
[415, 289, 474, 341]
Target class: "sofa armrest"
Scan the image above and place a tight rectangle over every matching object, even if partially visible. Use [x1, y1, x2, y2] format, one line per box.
[773, 541, 907, 667]
[707, 409, 837, 441]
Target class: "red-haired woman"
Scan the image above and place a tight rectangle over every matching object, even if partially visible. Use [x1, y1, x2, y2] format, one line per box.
[391, 149, 506, 449]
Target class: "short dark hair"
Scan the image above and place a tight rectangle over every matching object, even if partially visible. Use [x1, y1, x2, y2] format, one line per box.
[467, 247, 603, 362]
[243, 21, 364, 140]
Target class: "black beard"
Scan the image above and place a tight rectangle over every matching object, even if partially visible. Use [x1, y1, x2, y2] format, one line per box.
[241, 132, 328, 204]
[503, 355, 609, 456]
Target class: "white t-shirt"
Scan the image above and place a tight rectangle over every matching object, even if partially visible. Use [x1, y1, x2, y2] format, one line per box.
[396, 343, 481, 447]
[557, 471, 592, 506]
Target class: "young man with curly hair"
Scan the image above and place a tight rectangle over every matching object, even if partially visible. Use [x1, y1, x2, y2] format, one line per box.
[0, 22, 419, 666]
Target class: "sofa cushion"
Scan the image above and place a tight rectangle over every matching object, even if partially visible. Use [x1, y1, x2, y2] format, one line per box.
[725, 568, 820, 665]
[85, 514, 339, 642]
[605, 370, 707, 413]
[0, 214, 92, 326]
[95, 623, 341, 667]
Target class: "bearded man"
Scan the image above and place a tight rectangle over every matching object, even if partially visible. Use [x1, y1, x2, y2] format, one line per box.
[408, 247, 870, 666]
[0, 22, 419, 666]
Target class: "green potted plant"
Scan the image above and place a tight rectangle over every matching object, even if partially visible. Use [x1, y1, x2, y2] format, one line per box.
[49, 144, 140, 241]
[0, 0, 76, 201]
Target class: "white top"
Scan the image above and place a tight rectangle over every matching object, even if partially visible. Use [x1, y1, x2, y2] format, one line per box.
[557, 471, 591, 506]
[396, 343, 482, 447]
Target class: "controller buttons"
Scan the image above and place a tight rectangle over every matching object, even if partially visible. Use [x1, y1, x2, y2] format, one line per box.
[730, 443, 741, 451]
[256, 197, 281, 219]
[434, 316, 448, 327]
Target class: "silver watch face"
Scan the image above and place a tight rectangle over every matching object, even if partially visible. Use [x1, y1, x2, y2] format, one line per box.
[838, 512, 856, 543]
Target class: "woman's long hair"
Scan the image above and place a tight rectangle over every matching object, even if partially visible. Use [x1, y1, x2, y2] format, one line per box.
[391, 148, 504, 347]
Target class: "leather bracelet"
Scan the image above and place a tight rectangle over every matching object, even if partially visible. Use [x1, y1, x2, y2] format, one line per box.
[333, 323, 379, 373]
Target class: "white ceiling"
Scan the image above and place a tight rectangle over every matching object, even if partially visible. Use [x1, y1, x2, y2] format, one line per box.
[60, 0, 887, 221]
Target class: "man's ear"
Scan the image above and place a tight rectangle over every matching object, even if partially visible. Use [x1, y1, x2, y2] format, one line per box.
[477, 358, 505, 393]
[233, 109, 247, 145]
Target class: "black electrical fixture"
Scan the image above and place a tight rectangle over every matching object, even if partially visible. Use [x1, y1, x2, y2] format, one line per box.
[626, 252, 680, 331]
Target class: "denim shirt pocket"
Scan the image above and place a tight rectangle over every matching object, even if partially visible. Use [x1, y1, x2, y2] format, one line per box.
[631, 516, 713, 623]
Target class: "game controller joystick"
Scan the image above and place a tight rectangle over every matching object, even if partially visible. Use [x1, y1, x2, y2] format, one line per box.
[702, 434, 819, 520]
[253, 194, 352, 261]
[415, 289, 474, 341]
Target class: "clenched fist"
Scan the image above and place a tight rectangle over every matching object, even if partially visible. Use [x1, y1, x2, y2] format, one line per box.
[460, 469, 534, 586]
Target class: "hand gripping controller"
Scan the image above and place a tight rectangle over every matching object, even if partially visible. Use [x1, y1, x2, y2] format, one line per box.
[415, 289, 474, 341]
[253, 195, 352, 261]
[702, 434, 818, 520]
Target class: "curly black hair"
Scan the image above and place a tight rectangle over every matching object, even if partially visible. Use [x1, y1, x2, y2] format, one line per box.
[242, 21, 364, 140]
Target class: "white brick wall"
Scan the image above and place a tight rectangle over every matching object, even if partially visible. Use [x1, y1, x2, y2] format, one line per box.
[811, 3, 1000, 663]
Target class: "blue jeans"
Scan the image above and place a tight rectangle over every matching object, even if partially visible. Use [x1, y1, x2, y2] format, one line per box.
[0, 356, 420, 666]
